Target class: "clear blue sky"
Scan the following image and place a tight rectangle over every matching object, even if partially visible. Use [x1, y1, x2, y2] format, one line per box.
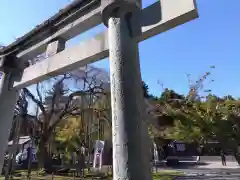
[0, 0, 240, 98]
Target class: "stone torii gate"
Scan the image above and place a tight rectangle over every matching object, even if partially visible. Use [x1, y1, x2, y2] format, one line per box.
[0, 0, 198, 179]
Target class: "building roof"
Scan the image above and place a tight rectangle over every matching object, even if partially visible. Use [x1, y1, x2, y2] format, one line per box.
[8, 136, 31, 146]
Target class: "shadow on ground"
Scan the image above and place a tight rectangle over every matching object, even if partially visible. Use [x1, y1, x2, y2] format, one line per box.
[154, 161, 210, 169]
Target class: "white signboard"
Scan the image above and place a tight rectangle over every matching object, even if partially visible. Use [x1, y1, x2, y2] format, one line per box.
[176, 143, 186, 152]
[153, 142, 159, 163]
[93, 140, 105, 170]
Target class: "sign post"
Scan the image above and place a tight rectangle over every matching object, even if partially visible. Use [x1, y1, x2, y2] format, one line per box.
[93, 140, 105, 170]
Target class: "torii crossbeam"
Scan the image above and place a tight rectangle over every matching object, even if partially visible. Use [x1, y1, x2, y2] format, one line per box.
[0, 0, 198, 179]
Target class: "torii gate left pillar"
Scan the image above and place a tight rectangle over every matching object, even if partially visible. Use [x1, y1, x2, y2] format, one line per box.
[0, 57, 19, 171]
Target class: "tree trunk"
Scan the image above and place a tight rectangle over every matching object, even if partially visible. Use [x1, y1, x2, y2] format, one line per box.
[27, 141, 33, 179]
[38, 139, 49, 170]
[233, 147, 240, 165]
[5, 117, 21, 179]
[234, 153, 240, 165]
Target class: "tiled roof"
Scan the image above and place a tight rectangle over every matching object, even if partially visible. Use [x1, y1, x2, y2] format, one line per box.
[8, 136, 31, 145]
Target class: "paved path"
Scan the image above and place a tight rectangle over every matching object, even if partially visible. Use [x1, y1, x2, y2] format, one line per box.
[175, 170, 240, 179]
[175, 161, 240, 179]
[159, 157, 240, 179]
[196, 161, 239, 169]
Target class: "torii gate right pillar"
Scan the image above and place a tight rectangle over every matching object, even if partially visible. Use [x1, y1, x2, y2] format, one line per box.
[102, 1, 152, 180]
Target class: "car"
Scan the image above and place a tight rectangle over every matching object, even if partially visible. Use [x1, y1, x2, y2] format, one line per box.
[166, 140, 200, 165]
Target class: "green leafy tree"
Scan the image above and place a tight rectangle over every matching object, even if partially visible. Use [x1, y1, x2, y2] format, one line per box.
[22, 65, 110, 170]
[23, 75, 82, 169]
[154, 66, 240, 165]
[55, 116, 83, 157]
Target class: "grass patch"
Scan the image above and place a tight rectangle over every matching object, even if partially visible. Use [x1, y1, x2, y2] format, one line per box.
[0, 170, 183, 180]
[153, 170, 183, 180]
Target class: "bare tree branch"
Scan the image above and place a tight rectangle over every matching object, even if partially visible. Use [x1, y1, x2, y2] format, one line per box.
[48, 90, 77, 132]
[36, 83, 43, 103]
[48, 84, 106, 133]
[23, 88, 47, 118]
[48, 74, 70, 121]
